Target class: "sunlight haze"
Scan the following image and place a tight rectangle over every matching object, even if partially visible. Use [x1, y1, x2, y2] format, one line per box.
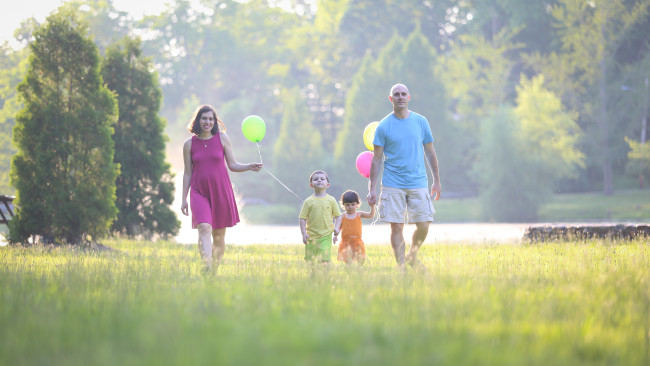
[1, 0, 171, 47]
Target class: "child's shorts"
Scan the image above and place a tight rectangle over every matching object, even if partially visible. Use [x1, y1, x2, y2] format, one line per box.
[304, 234, 332, 262]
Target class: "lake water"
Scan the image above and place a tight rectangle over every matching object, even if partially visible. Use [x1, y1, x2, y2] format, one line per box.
[175, 219, 533, 245]
[0, 222, 531, 246]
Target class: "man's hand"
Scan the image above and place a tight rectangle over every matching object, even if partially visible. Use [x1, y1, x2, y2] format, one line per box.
[431, 182, 442, 201]
[367, 190, 377, 206]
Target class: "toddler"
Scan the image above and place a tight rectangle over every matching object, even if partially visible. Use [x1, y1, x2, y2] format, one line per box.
[337, 190, 376, 264]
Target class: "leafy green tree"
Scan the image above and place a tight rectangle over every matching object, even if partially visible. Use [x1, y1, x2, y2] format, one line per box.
[296, 0, 351, 145]
[338, 0, 456, 57]
[617, 52, 650, 189]
[8, 11, 119, 244]
[526, 0, 650, 194]
[442, 31, 523, 134]
[272, 86, 325, 201]
[514, 75, 585, 183]
[457, 0, 559, 54]
[136, 0, 303, 192]
[474, 76, 584, 221]
[102, 37, 179, 238]
[0, 45, 28, 194]
[625, 137, 650, 187]
[440, 31, 523, 193]
[473, 106, 540, 221]
[58, 0, 133, 53]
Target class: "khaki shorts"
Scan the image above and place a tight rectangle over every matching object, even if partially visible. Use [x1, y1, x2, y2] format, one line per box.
[379, 186, 435, 224]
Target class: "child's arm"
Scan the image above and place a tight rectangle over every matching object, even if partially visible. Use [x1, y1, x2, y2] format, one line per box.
[300, 218, 309, 244]
[358, 204, 376, 219]
[332, 214, 342, 244]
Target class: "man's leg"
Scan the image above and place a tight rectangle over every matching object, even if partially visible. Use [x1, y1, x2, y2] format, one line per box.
[404, 188, 434, 267]
[390, 223, 406, 265]
[407, 222, 429, 266]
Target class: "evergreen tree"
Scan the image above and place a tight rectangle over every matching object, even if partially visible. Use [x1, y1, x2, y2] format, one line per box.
[102, 37, 179, 239]
[8, 10, 118, 244]
[333, 38, 402, 194]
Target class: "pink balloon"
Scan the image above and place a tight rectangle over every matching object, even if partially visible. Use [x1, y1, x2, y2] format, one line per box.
[355, 151, 373, 178]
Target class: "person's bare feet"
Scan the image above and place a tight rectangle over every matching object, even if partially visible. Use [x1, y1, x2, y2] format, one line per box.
[406, 251, 427, 272]
[406, 250, 417, 266]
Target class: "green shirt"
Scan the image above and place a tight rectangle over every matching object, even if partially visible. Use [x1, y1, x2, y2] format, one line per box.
[299, 194, 342, 239]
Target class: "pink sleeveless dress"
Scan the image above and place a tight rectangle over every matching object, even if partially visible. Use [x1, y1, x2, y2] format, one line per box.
[189, 134, 240, 229]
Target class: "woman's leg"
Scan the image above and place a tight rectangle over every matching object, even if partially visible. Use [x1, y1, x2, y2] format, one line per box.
[197, 223, 213, 268]
[212, 228, 227, 266]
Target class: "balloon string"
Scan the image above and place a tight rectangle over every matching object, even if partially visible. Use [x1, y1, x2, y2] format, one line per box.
[256, 142, 264, 165]
[370, 204, 381, 226]
[257, 143, 304, 203]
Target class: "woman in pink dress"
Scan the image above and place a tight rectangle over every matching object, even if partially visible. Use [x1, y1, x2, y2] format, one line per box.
[181, 105, 262, 272]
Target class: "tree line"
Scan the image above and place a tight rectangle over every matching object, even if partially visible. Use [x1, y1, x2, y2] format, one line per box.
[0, 0, 648, 243]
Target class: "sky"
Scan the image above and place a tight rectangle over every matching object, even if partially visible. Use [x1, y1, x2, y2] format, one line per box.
[1, 0, 171, 48]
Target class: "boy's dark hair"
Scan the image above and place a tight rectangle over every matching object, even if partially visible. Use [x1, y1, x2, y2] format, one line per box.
[340, 190, 360, 204]
[309, 170, 329, 183]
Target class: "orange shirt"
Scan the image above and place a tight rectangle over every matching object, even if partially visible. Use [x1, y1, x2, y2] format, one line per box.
[337, 212, 366, 261]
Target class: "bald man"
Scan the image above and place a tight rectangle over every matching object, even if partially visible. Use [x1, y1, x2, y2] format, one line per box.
[367, 83, 441, 270]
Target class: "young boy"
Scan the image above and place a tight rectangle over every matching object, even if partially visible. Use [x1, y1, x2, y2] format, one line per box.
[299, 170, 342, 263]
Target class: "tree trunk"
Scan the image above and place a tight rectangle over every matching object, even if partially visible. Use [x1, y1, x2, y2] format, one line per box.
[599, 21, 614, 195]
[640, 76, 648, 189]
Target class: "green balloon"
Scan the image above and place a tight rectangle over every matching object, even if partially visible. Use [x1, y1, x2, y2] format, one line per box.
[242, 115, 266, 143]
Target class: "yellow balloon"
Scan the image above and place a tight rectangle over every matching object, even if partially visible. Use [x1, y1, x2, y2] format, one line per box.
[363, 121, 379, 151]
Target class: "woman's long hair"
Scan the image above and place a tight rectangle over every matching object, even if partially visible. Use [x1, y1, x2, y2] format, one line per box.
[187, 104, 226, 135]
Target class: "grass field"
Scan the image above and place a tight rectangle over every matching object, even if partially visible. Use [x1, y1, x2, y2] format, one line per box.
[1, 239, 649, 365]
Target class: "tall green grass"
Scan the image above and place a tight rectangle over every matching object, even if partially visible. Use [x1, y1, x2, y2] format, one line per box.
[1, 240, 649, 365]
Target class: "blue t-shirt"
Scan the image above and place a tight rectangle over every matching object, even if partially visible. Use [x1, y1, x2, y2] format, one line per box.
[373, 111, 434, 189]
